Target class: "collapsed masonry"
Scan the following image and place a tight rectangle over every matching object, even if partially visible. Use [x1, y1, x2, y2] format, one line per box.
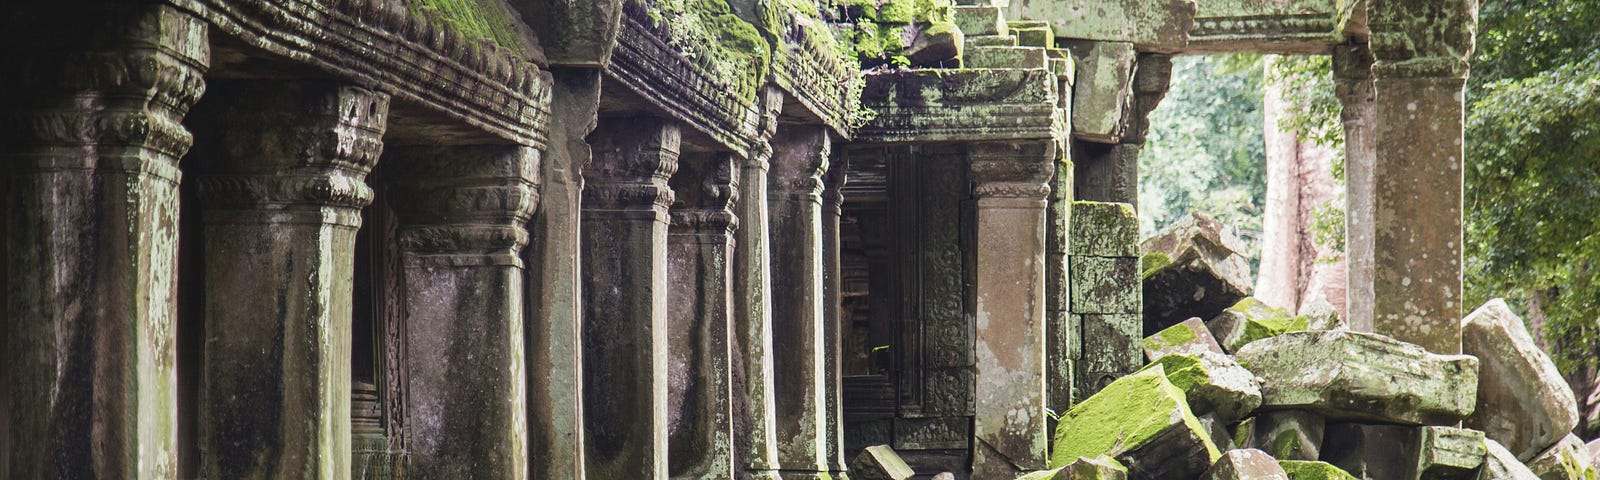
[0, 0, 1479, 478]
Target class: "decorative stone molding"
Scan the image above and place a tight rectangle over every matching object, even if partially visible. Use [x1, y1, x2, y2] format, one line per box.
[1186, 13, 1340, 54]
[384, 145, 541, 265]
[584, 117, 682, 211]
[768, 126, 832, 199]
[765, 5, 858, 137]
[969, 142, 1056, 200]
[1367, 0, 1478, 79]
[670, 153, 741, 235]
[858, 68, 1062, 144]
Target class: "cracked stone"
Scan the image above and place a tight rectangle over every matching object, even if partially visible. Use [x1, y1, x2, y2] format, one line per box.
[1234, 330, 1478, 425]
[1462, 299, 1581, 461]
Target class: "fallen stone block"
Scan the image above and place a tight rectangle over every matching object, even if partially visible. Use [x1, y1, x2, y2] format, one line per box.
[1234, 330, 1479, 425]
[1143, 317, 1226, 361]
[1202, 448, 1289, 480]
[1251, 410, 1324, 461]
[904, 21, 964, 67]
[1143, 352, 1261, 424]
[1232, 417, 1256, 448]
[1208, 298, 1308, 353]
[1462, 298, 1581, 461]
[1527, 434, 1596, 480]
[1199, 414, 1237, 452]
[1050, 365, 1221, 480]
[849, 444, 915, 480]
[1278, 461, 1358, 480]
[1142, 212, 1254, 333]
[1320, 424, 1486, 480]
[1020, 456, 1130, 479]
[1298, 297, 1345, 331]
[1482, 438, 1542, 480]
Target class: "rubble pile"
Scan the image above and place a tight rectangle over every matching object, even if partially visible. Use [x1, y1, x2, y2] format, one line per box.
[1017, 298, 1600, 480]
[1140, 212, 1254, 334]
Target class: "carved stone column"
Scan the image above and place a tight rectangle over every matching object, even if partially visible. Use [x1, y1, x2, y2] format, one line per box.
[190, 81, 389, 479]
[1335, 44, 1378, 333]
[0, 3, 208, 478]
[821, 153, 851, 480]
[732, 87, 785, 480]
[768, 125, 832, 479]
[968, 141, 1056, 478]
[582, 116, 679, 478]
[1045, 160, 1075, 434]
[666, 153, 739, 480]
[1368, 0, 1477, 354]
[384, 145, 539, 478]
[527, 67, 601, 480]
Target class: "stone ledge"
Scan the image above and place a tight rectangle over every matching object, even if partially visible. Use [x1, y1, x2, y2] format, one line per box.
[856, 67, 1063, 144]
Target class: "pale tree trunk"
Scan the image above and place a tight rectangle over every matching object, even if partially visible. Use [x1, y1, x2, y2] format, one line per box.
[1256, 61, 1347, 318]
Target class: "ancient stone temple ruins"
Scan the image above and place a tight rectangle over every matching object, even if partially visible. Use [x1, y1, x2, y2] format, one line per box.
[0, 0, 1479, 478]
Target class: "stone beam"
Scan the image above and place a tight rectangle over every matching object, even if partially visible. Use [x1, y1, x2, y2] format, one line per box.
[190, 81, 389, 479]
[768, 125, 834, 480]
[515, 0, 625, 67]
[1367, 0, 1477, 354]
[1334, 43, 1377, 333]
[0, 3, 208, 477]
[968, 141, 1057, 478]
[1006, 0, 1197, 53]
[582, 116, 679, 478]
[384, 145, 540, 478]
[1185, 0, 1343, 54]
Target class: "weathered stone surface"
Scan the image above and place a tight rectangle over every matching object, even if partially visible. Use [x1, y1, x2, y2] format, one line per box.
[1144, 317, 1226, 361]
[1071, 201, 1141, 257]
[1278, 461, 1358, 480]
[1021, 456, 1130, 479]
[905, 22, 965, 67]
[1076, 313, 1144, 399]
[769, 126, 834, 478]
[1144, 352, 1262, 424]
[1202, 449, 1289, 480]
[1209, 298, 1309, 354]
[1143, 212, 1255, 333]
[848, 445, 915, 480]
[1007, 0, 1197, 52]
[1589, 439, 1600, 466]
[1299, 297, 1346, 331]
[1527, 434, 1596, 480]
[1462, 299, 1581, 461]
[1233, 417, 1257, 449]
[1071, 256, 1142, 314]
[1321, 424, 1486, 480]
[1251, 411, 1324, 461]
[1050, 366, 1221, 480]
[1483, 438, 1543, 480]
[1064, 41, 1137, 143]
[1234, 330, 1478, 425]
[952, 5, 1007, 37]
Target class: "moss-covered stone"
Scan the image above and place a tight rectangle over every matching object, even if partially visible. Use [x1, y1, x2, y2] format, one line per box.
[1020, 456, 1130, 479]
[1140, 351, 1262, 424]
[1278, 460, 1358, 480]
[1140, 252, 1171, 279]
[408, 0, 530, 55]
[1142, 317, 1223, 361]
[1050, 366, 1220, 478]
[1070, 201, 1140, 257]
[1208, 298, 1309, 353]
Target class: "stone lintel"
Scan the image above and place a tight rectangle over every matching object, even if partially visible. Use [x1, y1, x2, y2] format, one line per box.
[1063, 41, 1137, 144]
[856, 68, 1062, 144]
[1007, 0, 1197, 53]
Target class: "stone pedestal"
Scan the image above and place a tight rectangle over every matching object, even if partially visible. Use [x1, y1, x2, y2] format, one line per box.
[385, 145, 539, 479]
[732, 89, 785, 480]
[822, 156, 853, 480]
[0, 4, 208, 478]
[768, 125, 833, 479]
[666, 153, 739, 480]
[1335, 44, 1377, 333]
[968, 141, 1056, 478]
[191, 81, 389, 479]
[582, 117, 679, 478]
[1369, 0, 1477, 354]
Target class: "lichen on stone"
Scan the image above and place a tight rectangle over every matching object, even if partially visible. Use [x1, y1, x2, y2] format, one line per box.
[1278, 460, 1358, 480]
[1141, 251, 1172, 278]
[1049, 365, 1220, 468]
[645, 0, 774, 100]
[407, 0, 529, 56]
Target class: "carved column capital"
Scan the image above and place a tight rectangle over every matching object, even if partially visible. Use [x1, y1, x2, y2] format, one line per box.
[969, 142, 1056, 201]
[584, 117, 681, 211]
[385, 145, 541, 265]
[821, 153, 849, 217]
[767, 126, 831, 201]
[670, 152, 740, 235]
[1334, 44, 1378, 109]
[1368, 0, 1478, 79]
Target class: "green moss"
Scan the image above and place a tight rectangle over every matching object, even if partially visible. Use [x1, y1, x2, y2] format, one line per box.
[1279, 461, 1359, 480]
[1049, 366, 1221, 468]
[1141, 355, 1207, 392]
[645, 0, 773, 100]
[1141, 251, 1172, 278]
[408, 0, 527, 55]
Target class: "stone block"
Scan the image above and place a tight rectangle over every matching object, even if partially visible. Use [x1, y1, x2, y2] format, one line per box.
[1070, 256, 1141, 314]
[1462, 299, 1581, 461]
[1527, 434, 1597, 480]
[964, 45, 1049, 69]
[951, 5, 1006, 36]
[1065, 41, 1137, 143]
[1234, 330, 1479, 425]
[1144, 352, 1262, 424]
[1051, 366, 1221, 480]
[1208, 298, 1309, 354]
[1142, 212, 1254, 332]
[1298, 297, 1346, 331]
[1483, 438, 1543, 480]
[1202, 448, 1289, 480]
[848, 445, 915, 480]
[966, 34, 1019, 48]
[1069, 201, 1140, 257]
[1198, 414, 1237, 451]
[1251, 411, 1324, 461]
[1008, 0, 1197, 52]
[1321, 424, 1486, 480]
[1012, 24, 1056, 48]
[1143, 317, 1226, 361]
[1232, 417, 1257, 449]
[905, 21, 965, 67]
[1076, 313, 1142, 398]
[1020, 456, 1129, 479]
[1277, 461, 1358, 480]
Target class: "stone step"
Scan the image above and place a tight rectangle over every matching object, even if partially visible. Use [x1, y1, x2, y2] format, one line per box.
[966, 34, 1018, 48]
[951, 5, 1007, 37]
[964, 45, 1048, 69]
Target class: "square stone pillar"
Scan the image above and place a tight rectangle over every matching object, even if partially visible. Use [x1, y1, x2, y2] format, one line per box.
[582, 116, 679, 478]
[767, 125, 833, 480]
[526, 67, 602, 480]
[0, 3, 208, 478]
[666, 153, 740, 480]
[384, 145, 540, 478]
[968, 141, 1057, 478]
[1368, 0, 1478, 354]
[821, 154, 851, 480]
[189, 81, 389, 479]
[732, 87, 785, 480]
[1045, 162, 1075, 432]
[1335, 44, 1378, 333]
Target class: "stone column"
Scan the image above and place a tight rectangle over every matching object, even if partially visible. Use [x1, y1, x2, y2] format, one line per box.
[1073, 52, 1171, 206]
[0, 3, 207, 478]
[190, 81, 389, 479]
[527, 67, 601, 480]
[968, 141, 1056, 478]
[1045, 161, 1075, 433]
[732, 87, 785, 480]
[768, 125, 832, 479]
[666, 153, 739, 480]
[384, 145, 539, 478]
[1335, 44, 1378, 333]
[582, 116, 679, 478]
[1368, 0, 1477, 354]
[821, 154, 851, 480]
